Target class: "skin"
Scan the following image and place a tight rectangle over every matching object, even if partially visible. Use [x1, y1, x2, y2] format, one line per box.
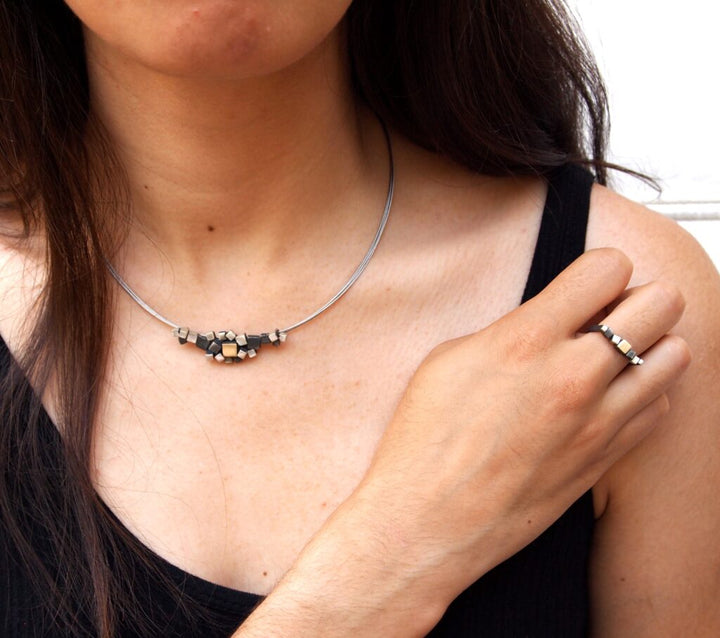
[0, 1, 718, 635]
[586, 193, 720, 636]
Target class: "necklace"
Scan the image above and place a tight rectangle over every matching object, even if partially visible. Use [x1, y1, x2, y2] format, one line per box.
[107, 124, 394, 364]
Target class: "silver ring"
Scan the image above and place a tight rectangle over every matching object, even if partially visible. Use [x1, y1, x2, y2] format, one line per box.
[588, 324, 644, 365]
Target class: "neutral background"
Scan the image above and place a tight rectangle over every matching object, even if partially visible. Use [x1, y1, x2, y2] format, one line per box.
[570, 1, 720, 269]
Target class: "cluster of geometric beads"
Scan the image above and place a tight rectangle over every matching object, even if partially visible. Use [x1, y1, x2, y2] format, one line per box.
[171, 327, 287, 362]
[591, 324, 644, 365]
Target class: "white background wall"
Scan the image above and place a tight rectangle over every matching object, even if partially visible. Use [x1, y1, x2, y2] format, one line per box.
[569, 1, 720, 269]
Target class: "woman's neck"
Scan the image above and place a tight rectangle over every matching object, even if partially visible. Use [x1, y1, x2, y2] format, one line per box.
[85, 27, 389, 283]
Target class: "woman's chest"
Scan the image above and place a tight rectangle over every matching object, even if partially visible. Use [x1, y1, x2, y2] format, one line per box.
[91, 184, 546, 596]
[94, 281, 521, 594]
[94, 341, 400, 594]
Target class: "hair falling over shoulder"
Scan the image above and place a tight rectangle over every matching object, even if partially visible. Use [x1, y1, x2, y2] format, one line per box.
[1, 0, 612, 635]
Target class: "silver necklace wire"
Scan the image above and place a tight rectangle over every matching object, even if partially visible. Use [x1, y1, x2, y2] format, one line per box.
[106, 122, 395, 363]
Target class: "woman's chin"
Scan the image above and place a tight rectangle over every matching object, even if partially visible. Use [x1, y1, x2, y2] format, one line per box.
[71, 0, 352, 82]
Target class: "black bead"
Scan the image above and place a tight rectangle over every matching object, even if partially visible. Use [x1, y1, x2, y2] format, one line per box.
[178, 337, 187, 345]
[260, 333, 272, 344]
[208, 341, 221, 355]
[246, 334, 262, 350]
[195, 335, 210, 350]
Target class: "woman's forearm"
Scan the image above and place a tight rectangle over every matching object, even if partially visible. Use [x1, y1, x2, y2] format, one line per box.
[233, 250, 689, 636]
[232, 492, 450, 637]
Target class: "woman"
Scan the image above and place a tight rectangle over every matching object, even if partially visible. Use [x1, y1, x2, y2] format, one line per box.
[0, 0, 717, 636]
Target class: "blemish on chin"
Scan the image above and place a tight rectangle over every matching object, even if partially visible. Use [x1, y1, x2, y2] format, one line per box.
[207, 225, 215, 232]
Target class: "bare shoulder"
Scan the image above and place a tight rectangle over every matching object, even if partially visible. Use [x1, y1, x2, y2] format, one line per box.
[586, 184, 720, 444]
[587, 183, 719, 287]
[586, 184, 720, 635]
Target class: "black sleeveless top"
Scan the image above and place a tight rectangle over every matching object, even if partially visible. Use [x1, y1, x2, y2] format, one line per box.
[1, 165, 596, 637]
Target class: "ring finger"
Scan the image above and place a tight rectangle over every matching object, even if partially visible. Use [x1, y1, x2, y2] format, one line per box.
[577, 280, 686, 384]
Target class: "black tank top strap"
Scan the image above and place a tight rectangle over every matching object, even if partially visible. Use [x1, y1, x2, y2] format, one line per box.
[522, 164, 595, 302]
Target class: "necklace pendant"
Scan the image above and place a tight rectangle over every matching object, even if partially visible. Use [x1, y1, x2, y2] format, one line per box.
[172, 327, 286, 363]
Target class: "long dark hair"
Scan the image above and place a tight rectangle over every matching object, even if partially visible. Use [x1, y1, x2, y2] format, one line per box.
[2, 0, 613, 635]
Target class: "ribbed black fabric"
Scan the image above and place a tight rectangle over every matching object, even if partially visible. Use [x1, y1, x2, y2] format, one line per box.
[1, 164, 596, 637]
[523, 164, 594, 301]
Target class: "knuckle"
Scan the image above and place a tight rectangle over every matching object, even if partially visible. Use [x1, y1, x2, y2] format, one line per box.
[545, 368, 596, 412]
[575, 420, 607, 454]
[563, 413, 609, 463]
[503, 315, 556, 363]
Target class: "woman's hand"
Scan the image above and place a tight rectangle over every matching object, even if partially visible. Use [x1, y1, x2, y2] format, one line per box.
[235, 248, 690, 638]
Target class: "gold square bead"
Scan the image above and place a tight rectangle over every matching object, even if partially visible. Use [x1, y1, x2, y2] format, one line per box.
[222, 342, 239, 358]
[617, 339, 632, 354]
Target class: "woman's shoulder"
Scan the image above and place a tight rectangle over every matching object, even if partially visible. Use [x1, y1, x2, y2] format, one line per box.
[585, 183, 719, 412]
[585, 184, 720, 634]
[587, 182, 720, 492]
[586, 182, 716, 281]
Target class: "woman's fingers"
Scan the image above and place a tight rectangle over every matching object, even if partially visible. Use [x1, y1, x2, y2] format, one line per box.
[523, 247, 633, 334]
[577, 280, 686, 383]
[571, 394, 672, 500]
[569, 334, 691, 485]
[602, 334, 691, 443]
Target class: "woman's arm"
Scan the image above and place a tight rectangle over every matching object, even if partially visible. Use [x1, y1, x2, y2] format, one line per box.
[588, 188, 720, 636]
[231, 248, 689, 637]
